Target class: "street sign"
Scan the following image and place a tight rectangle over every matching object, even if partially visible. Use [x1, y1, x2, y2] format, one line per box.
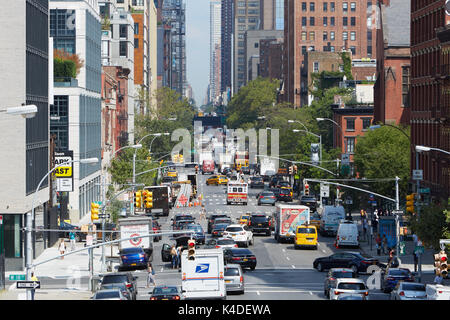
[320, 184, 329, 198]
[16, 281, 40, 289]
[412, 169, 423, 181]
[341, 153, 350, 165]
[419, 187, 430, 194]
[9, 274, 25, 281]
[392, 209, 404, 216]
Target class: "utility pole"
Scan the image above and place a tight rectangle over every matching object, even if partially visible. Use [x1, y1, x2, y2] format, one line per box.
[101, 174, 107, 272]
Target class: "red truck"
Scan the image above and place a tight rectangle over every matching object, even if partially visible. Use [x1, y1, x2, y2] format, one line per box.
[202, 159, 215, 174]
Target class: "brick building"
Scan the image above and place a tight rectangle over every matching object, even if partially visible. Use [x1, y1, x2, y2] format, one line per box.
[259, 38, 284, 80]
[283, 0, 377, 107]
[373, 0, 411, 126]
[411, 0, 450, 200]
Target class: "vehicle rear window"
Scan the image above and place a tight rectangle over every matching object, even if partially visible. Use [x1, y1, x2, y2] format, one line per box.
[213, 224, 229, 229]
[95, 291, 120, 299]
[120, 248, 143, 254]
[262, 192, 274, 196]
[252, 177, 263, 181]
[176, 216, 194, 221]
[280, 189, 290, 194]
[389, 269, 410, 276]
[226, 227, 243, 232]
[225, 268, 240, 276]
[102, 275, 128, 284]
[402, 283, 425, 291]
[217, 239, 235, 245]
[297, 228, 316, 234]
[332, 271, 355, 279]
[338, 282, 367, 290]
[251, 216, 267, 223]
[153, 287, 178, 294]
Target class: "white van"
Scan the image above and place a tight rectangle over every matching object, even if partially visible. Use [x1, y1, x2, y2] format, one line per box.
[426, 284, 450, 300]
[320, 205, 346, 236]
[336, 221, 359, 247]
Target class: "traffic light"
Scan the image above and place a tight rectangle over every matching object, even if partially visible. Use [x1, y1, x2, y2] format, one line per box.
[435, 251, 448, 277]
[144, 190, 153, 209]
[187, 239, 196, 260]
[135, 190, 142, 209]
[406, 193, 416, 213]
[91, 202, 99, 221]
[304, 183, 310, 196]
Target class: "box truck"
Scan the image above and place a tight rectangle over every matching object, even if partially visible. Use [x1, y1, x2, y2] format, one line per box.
[274, 204, 310, 243]
[118, 217, 154, 261]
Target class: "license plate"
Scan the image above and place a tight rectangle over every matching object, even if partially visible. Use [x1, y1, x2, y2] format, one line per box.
[232, 234, 236, 237]
[225, 280, 231, 283]
[243, 259, 248, 262]
[162, 298, 168, 300]
[258, 224, 262, 226]
[131, 263, 136, 266]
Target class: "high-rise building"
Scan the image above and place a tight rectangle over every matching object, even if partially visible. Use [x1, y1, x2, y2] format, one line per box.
[50, 0, 103, 222]
[411, 0, 450, 200]
[283, 0, 377, 107]
[0, 0, 50, 270]
[234, 0, 261, 93]
[221, 0, 234, 97]
[260, 0, 284, 30]
[210, 0, 222, 104]
[162, 0, 187, 97]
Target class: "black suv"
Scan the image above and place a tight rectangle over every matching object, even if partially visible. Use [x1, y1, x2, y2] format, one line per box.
[99, 272, 138, 300]
[248, 214, 271, 236]
[249, 176, 264, 188]
[299, 196, 318, 211]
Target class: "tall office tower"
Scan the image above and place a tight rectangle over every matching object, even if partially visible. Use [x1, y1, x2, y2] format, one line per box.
[210, 0, 222, 104]
[162, 0, 187, 97]
[234, 0, 261, 93]
[260, 0, 283, 30]
[411, 0, 450, 199]
[221, 0, 233, 97]
[283, 0, 377, 107]
[0, 0, 50, 270]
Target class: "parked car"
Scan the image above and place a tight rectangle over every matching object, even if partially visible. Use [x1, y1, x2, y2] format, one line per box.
[257, 191, 277, 206]
[294, 225, 318, 249]
[99, 272, 138, 300]
[223, 248, 256, 270]
[391, 282, 427, 300]
[223, 224, 254, 247]
[211, 223, 230, 238]
[224, 264, 245, 294]
[184, 223, 206, 244]
[249, 176, 264, 188]
[248, 214, 271, 236]
[91, 289, 128, 300]
[313, 251, 381, 273]
[323, 268, 358, 298]
[118, 247, 148, 271]
[150, 285, 183, 300]
[329, 278, 369, 300]
[99, 282, 133, 300]
[59, 221, 84, 242]
[382, 268, 415, 293]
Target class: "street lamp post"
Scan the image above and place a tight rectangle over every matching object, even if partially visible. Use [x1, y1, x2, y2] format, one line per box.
[0, 104, 38, 118]
[26, 157, 99, 300]
[316, 117, 344, 149]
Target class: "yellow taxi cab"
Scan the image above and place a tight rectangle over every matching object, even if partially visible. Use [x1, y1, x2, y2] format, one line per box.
[206, 175, 228, 185]
[167, 170, 178, 178]
[218, 175, 228, 185]
[238, 214, 250, 225]
[294, 225, 318, 250]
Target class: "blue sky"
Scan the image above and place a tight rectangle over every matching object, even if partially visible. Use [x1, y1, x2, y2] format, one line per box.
[186, 0, 210, 106]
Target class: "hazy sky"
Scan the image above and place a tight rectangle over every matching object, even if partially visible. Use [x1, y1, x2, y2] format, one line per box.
[186, 0, 210, 106]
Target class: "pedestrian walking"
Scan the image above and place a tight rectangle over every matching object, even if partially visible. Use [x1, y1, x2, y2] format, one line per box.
[176, 245, 183, 269]
[69, 230, 76, 251]
[58, 238, 66, 259]
[362, 218, 368, 241]
[200, 205, 206, 220]
[382, 234, 388, 255]
[146, 262, 156, 288]
[30, 272, 38, 300]
[375, 233, 382, 256]
[170, 245, 177, 269]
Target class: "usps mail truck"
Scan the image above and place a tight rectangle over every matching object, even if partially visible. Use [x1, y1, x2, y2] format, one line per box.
[181, 248, 226, 300]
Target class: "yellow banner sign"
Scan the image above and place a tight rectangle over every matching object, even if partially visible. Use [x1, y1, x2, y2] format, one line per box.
[54, 166, 72, 177]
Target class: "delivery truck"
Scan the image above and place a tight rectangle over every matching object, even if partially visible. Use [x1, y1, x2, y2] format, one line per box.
[181, 248, 226, 300]
[144, 186, 170, 217]
[118, 217, 154, 261]
[274, 204, 310, 243]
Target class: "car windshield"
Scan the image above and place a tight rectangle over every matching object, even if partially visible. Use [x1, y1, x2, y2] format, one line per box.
[226, 227, 243, 232]
[102, 275, 128, 284]
[225, 268, 240, 276]
[120, 248, 143, 254]
[101, 283, 126, 290]
[251, 216, 267, 223]
[389, 269, 410, 276]
[338, 282, 366, 290]
[153, 287, 178, 294]
[297, 228, 316, 234]
[217, 239, 235, 245]
[332, 271, 355, 278]
[402, 283, 425, 291]
[95, 291, 120, 299]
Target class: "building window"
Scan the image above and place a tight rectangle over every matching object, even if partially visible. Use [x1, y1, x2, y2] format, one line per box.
[119, 41, 127, 57]
[323, 17, 328, 26]
[310, 17, 315, 26]
[350, 46, 356, 55]
[330, 31, 335, 40]
[350, 2, 356, 12]
[330, 46, 335, 52]
[323, 31, 328, 41]
[119, 24, 127, 38]
[343, 32, 348, 40]
[313, 61, 320, 72]
[310, 2, 315, 11]
[346, 118, 355, 131]
[402, 66, 410, 107]
[302, 45, 307, 54]
[134, 23, 139, 35]
[345, 137, 355, 154]
[350, 31, 356, 41]
[134, 38, 139, 48]
[362, 118, 372, 130]
[330, 2, 335, 12]
[323, 2, 328, 12]
[343, 2, 348, 12]
[367, 45, 372, 57]
[302, 17, 307, 26]
[309, 31, 315, 41]
[301, 31, 307, 40]
[302, 2, 307, 12]
[351, 17, 356, 26]
[330, 17, 335, 26]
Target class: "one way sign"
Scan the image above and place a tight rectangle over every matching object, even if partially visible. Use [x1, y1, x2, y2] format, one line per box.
[16, 281, 40, 289]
